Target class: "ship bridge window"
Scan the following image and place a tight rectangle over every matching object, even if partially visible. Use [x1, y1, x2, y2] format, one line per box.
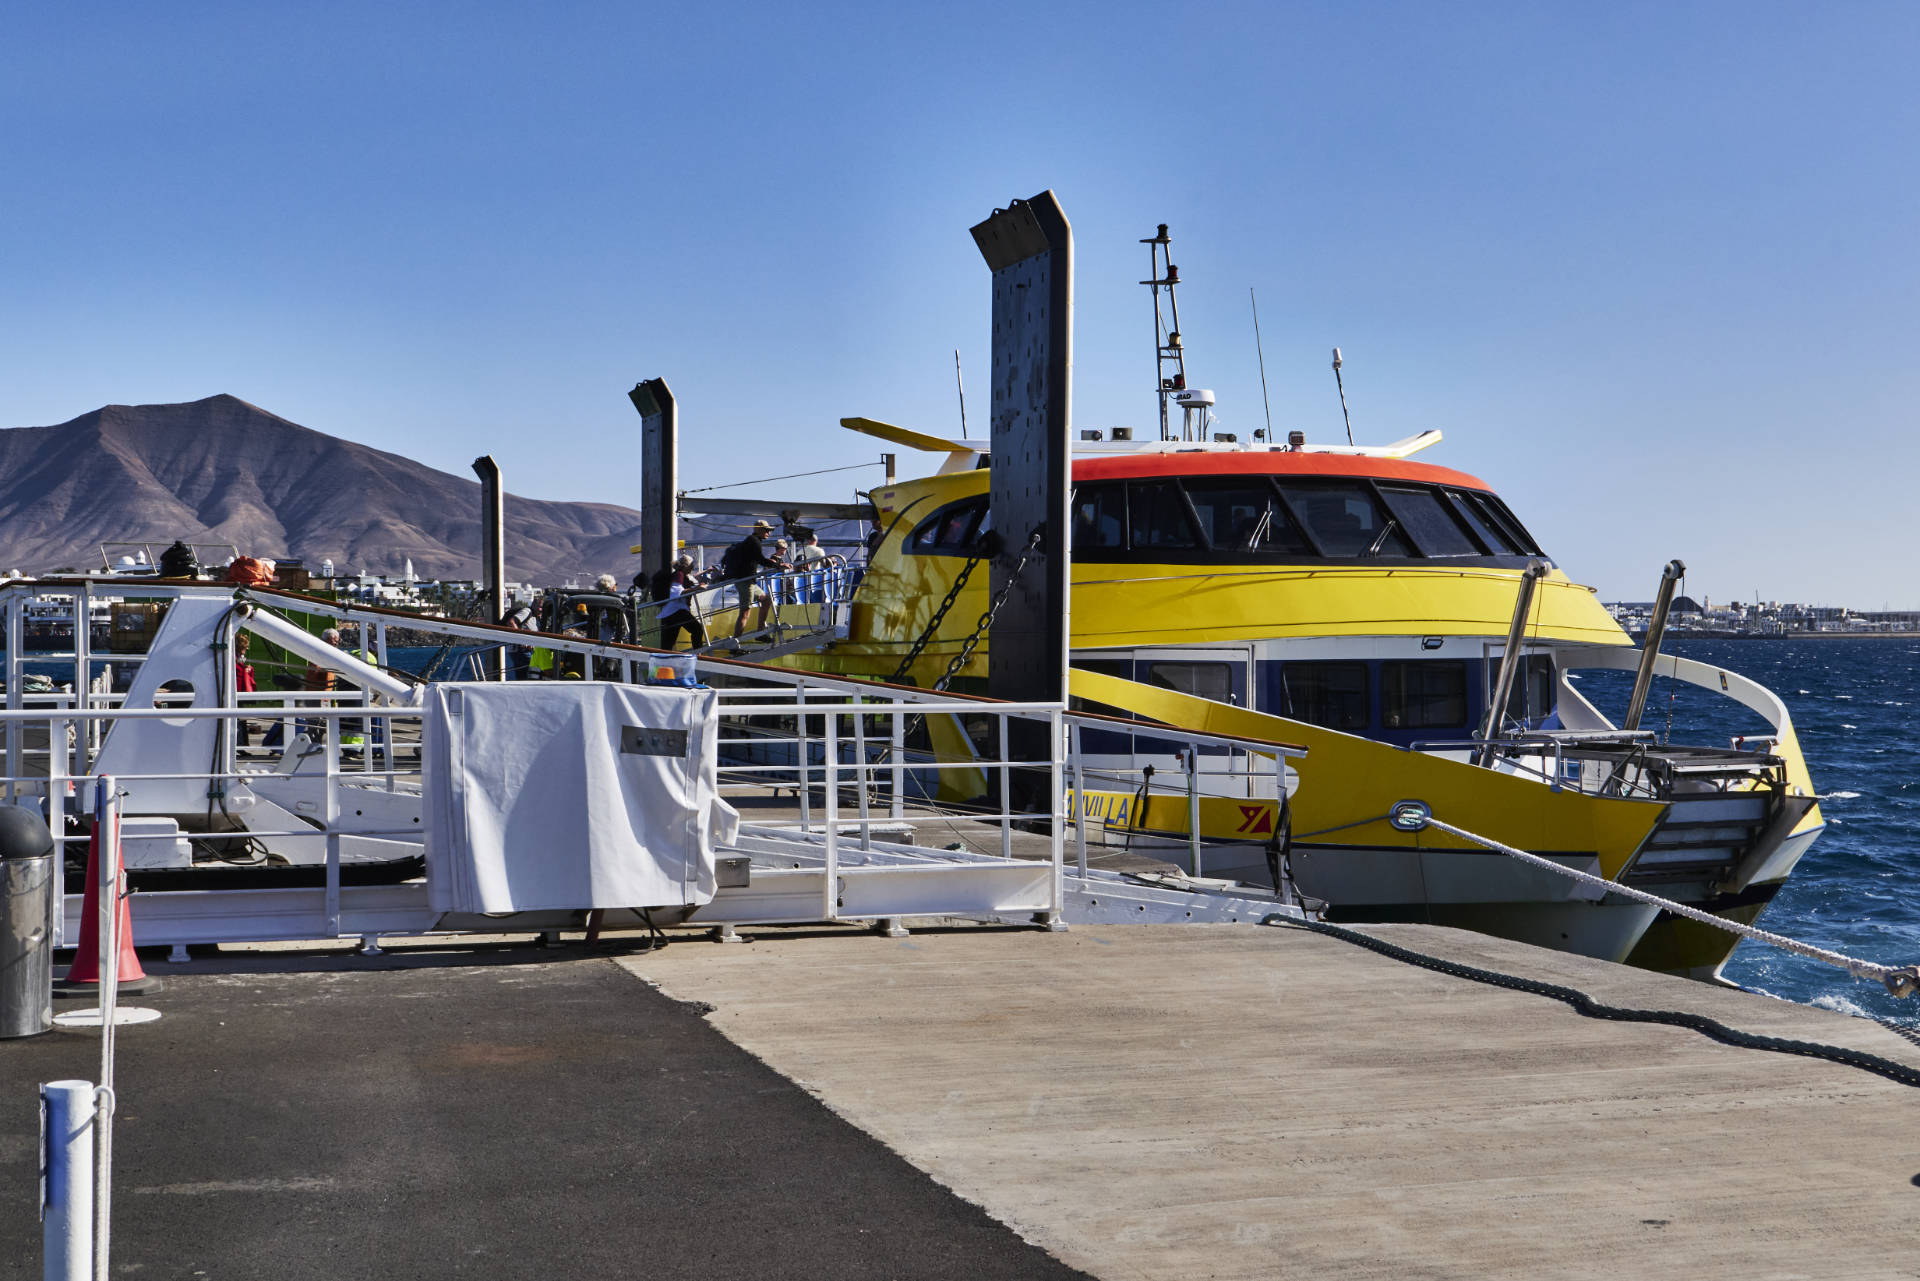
[1279, 662, 1370, 732]
[1071, 483, 1127, 551]
[1183, 479, 1312, 555]
[1378, 486, 1479, 557]
[1381, 661, 1469, 730]
[1277, 482, 1411, 558]
[1128, 480, 1201, 551]
[908, 497, 989, 555]
[1443, 490, 1517, 554]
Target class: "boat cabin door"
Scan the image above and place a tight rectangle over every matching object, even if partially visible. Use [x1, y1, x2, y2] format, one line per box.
[1071, 645, 1262, 800]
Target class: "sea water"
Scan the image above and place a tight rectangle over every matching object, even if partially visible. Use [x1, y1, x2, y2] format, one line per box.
[1574, 637, 1920, 1030]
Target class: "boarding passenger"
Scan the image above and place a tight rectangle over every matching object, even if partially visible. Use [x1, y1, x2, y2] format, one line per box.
[658, 554, 709, 650]
[720, 520, 783, 639]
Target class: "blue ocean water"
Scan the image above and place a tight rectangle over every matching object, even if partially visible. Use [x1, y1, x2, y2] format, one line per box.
[1573, 637, 1920, 1029]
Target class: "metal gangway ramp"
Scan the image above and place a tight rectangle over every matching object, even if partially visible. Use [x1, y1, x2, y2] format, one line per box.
[0, 580, 1309, 951]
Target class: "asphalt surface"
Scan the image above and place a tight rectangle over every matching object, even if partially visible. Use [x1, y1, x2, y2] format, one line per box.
[0, 943, 1092, 1280]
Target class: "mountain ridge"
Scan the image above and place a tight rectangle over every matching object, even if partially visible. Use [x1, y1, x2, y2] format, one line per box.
[0, 395, 645, 583]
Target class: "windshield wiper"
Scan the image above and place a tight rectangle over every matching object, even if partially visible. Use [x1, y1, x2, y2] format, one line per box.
[1365, 519, 1400, 558]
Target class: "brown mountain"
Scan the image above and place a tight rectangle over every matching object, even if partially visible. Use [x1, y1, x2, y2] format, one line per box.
[0, 395, 644, 583]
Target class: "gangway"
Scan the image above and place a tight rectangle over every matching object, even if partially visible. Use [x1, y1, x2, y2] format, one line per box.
[1, 579, 1309, 951]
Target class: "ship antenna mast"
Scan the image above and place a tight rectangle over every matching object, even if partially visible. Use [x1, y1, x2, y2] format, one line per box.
[1142, 224, 1188, 441]
[1331, 346, 1355, 446]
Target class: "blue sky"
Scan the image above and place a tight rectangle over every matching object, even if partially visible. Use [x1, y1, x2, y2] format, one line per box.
[4, 2, 1916, 603]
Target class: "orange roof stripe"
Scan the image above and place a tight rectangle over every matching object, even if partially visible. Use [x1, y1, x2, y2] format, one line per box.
[1072, 451, 1493, 491]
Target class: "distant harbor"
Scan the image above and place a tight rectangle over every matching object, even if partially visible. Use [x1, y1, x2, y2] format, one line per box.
[1609, 594, 1920, 639]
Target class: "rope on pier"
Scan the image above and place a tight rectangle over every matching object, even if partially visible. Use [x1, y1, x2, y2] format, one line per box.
[1280, 916, 1920, 1090]
[1395, 805, 1920, 999]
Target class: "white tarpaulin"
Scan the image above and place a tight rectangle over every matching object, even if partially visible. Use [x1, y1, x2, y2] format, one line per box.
[422, 682, 738, 913]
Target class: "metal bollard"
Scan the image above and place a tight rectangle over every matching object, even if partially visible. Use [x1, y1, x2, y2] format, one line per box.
[41, 1079, 94, 1281]
[0, 805, 57, 1038]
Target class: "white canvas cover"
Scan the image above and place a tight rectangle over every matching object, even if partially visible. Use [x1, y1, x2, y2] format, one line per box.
[422, 683, 737, 913]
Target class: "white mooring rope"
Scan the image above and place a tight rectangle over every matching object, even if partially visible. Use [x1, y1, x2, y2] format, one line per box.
[1389, 803, 1920, 998]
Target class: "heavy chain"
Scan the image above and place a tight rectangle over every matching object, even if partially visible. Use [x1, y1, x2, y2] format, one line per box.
[887, 552, 985, 684]
[933, 530, 1043, 692]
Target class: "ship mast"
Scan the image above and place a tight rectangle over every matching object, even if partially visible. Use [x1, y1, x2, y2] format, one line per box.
[1142, 224, 1185, 441]
[1141, 224, 1215, 441]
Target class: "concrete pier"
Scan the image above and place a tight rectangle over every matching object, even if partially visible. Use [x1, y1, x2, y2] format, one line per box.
[622, 922, 1920, 1280]
[1, 922, 1913, 1278]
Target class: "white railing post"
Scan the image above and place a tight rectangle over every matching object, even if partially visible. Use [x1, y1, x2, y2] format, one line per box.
[324, 727, 341, 937]
[1049, 709, 1065, 918]
[5, 589, 20, 802]
[822, 710, 839, 920]
[852, 695, 871, 850]
[41, 1079, 94, 1281]
[795, 682, 811, 834]
[92, 775, 121, 1281]
[1071, 721, 1087, 879]
[46, 714, 68, 948]
[998, 716, 1013, 862]
[889, 700, 904, 821]
[1186, 749, 1203, 878]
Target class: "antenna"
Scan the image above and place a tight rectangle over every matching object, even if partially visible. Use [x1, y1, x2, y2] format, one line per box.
[1331, 347, 1355, 446]
[1250, 287, 1273, 441]
[1141, 224, 1188, 441]
[954, 349, 967, 434]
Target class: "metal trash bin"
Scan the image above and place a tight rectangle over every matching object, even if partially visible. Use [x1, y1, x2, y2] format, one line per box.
[0, 804, 57, 1038]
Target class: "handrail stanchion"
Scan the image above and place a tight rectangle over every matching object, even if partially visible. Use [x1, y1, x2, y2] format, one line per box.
[324, 722, 341, 937]
[5, 589, 20, 802]
[795, 682, 812, 834]
[47, 712, 69, 948]
[1050, 709, 1065, 921]
[1071, 722, 1088, 879]
[890, 700, 905, 821]
[822, 710, 839, 920]
[93, 774, 121, 1281]
[1186, 749, 1203, 877]
[852, 694, 872, 850]
[998, 716, 1013, 861]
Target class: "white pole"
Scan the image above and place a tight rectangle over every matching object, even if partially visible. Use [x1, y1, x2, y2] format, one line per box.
[1186, 750, 1203, 878]
[823, 712, 839, 921]
[1071, 722, 1087, 879]
[94, 777, 120, 1281]
[41, 1079, 93, 1281]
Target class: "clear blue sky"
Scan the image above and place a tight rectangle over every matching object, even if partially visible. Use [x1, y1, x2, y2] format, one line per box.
[5, 2, 1916, 604]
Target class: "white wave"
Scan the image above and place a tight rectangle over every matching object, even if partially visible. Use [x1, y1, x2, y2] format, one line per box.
[1841, 723, 1858, 730]
[1809, 993, 1875, 1019]
[1797, 689, 1811, 694]
[1821, 790, 1862, 799]
[1835, 694, 1853, 700]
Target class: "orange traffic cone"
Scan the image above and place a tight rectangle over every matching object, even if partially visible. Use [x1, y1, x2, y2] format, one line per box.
[55, 824, 162, 996]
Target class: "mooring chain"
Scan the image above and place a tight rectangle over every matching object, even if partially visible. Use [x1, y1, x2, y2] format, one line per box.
[887, 552, 985, 685]
[933, 530, 1044, 692]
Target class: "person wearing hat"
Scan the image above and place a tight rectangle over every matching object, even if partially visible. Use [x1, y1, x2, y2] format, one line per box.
[653, 553, 709, 650]
[719, 519, 782, 639]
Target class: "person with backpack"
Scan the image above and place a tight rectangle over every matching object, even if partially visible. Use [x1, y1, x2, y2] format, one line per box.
[720, 519, 782, 639]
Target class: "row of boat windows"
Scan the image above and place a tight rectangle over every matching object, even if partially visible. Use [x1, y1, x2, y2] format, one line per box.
[907, 478, 1544, 562]
[1073, 656, 1555, 736]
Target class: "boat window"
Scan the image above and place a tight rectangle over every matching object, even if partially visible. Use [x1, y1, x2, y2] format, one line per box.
[1128, 480, 1200, 551]
[908, 498, 987, 554]
[1381, 661, 1469, 730]
[1144, 661, 1236, 705]
[1276, 482, 1410, 558]
[1279, 662, 1370, 732]
[1444, 490, 1516, 554]
[1183, 479, 1313, 554]
[1071, 483, 1127, 551]
[1378, 487, 1479, 557]
[1503, 654, 1556, 723]
[1476, 494, 1543, 556]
